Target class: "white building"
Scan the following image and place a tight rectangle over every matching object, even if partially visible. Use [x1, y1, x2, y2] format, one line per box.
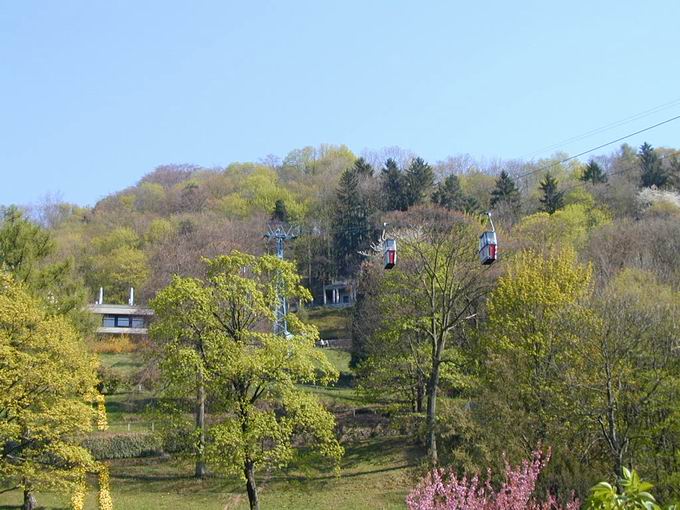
[88, 287, 153, 336]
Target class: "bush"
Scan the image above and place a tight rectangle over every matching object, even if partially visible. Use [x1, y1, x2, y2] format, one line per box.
[91, 335, 137, 354]
[584, 468, 677, 510]
[96, 365, 128, 395]
[81, 432, 163, 460]
[407, 449, 580, 510]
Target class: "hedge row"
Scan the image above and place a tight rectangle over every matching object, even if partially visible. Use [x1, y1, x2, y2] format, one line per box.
[81, 432, 163, 460]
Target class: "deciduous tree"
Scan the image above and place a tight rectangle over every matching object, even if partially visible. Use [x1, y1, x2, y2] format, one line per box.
[0, 272, 99, 510]
[151, 253, 342, 509]
[359, 210, 491, 464]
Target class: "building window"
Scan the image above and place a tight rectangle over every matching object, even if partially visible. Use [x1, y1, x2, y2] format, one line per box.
[131, 317, 145, 328]
[102, 315, 115, 327]
[115, 316, 131, 327]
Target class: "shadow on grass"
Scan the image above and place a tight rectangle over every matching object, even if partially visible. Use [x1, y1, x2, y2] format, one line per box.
[282, 462, 416, 483]
[266, 436, 424, 486]
[105, 397, 158, 414]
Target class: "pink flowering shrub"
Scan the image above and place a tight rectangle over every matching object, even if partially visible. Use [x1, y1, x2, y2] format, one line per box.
[406, 450, 580, 510]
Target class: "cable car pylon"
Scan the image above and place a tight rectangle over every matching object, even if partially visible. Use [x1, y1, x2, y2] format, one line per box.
[264, 224, 298, 337]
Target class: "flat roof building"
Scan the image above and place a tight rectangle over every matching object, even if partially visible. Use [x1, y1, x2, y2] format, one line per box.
[88, 287, 153, 336]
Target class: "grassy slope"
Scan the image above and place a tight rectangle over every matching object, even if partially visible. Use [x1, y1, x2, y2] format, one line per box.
[305, 307, 350, 340]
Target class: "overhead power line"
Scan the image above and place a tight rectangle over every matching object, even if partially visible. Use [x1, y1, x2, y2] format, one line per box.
[515, 113, 680, 182]
[520, 97, 680, 159]
[558, 152, 672, 197]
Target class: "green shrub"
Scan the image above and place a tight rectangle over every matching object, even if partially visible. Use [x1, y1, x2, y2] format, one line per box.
[81, 432, 163, 459]
[91, 335, 137, 354]
[585, 467, 679, 510]
[96, 365, 128, 395]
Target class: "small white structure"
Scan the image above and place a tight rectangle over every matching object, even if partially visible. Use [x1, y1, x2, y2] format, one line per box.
[88, 287, 153, 336]
[322, 280, 356, 307]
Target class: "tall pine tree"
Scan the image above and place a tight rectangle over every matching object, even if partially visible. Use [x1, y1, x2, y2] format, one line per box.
[539, 172, 564, 214]
[639, 142, 667, 188]
[381, 158, 408, 211]
[404, 157, 434, 207]
[333, 168, 371, 275]
[432, 175, 466, 211]
[580, 160, 607, 184]
[271, 199, 289, 223]
[490, 171, 521, 208]
[353, 157, 374, 177]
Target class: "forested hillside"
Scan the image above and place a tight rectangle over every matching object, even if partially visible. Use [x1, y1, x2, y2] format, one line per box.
[2, 140, 680, 509]
[16, 142, 680, 305]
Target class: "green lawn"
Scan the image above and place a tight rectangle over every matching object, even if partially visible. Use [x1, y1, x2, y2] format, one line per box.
[306, 307, 351, 339]
[99, 352, 145, 377]
[322, 348, 351, 374]
[0, 334, 416, 509]
[0, 437, 421, 509]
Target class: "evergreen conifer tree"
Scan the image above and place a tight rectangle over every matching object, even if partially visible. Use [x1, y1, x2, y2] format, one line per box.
[271, 199, 289, 223]
[333, 168, 371, 275]
[381, 158, 408, 211]
[639, 142, 668, 188]
[432, 175, 466, 211]
[490, 171, 521, 208]
[580, 160, 608, 184]
[353, 157, 374, 177]
[539, 172, 564, 214]
[405, 157, 434, 207]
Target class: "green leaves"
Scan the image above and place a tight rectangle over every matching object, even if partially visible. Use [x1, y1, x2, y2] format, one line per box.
[150, 252, 342, 497]
[585, 468, 669, 510]
[0, 271, 99, 493]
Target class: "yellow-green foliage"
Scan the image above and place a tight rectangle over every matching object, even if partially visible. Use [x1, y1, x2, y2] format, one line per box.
[481, 249, 595, 464]
[144, 218, 174, 243]
[96, 394, 108, 431]
[515, 203, 610, 251]
[460, 170, 495, 209]
[84, 228, 149, 303]
[151, 253, 343, 492]
[564, 187, 596, 208]
[70, 471, 86, 510]
[98, 465, 113, 510]
[135, 182, 166, 212]
[488, 248, 592, 349]
[211, 165, 307, 220]
[0, 271, 99, 493]
[90, 335, 136, 354]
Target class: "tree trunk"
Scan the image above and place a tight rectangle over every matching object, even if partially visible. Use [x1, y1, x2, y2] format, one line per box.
[416, 375, 425, 413]
[244, 459, 259, 510]
[195, 371, 207, 479]
[426, 360, 441, 465]
[22, 485, 36, 510]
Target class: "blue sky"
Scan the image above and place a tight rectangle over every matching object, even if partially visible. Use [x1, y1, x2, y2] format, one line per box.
[2, 1, 680, 206]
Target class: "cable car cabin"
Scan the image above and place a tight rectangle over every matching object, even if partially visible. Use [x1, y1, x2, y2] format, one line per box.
[479, 231, 497, 265]
[384, 239, 397, 269]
